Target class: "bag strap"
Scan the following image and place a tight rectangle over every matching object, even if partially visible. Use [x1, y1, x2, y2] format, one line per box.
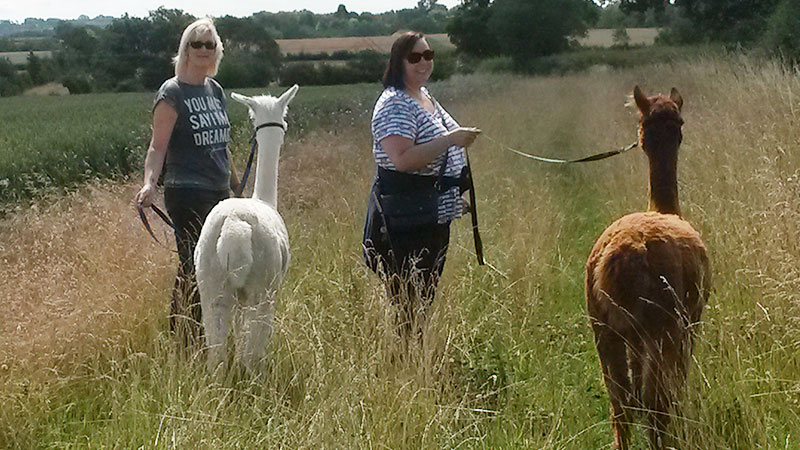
[430, 92, 485, 265]
[427, 93, 452, 192]
[435, 139, 450, 192]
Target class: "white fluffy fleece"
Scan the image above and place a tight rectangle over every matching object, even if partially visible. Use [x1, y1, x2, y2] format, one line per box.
[194, 85, 298, 374]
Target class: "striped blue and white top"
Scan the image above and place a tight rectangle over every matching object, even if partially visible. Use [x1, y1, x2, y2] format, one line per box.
[371, 86, 467, 223]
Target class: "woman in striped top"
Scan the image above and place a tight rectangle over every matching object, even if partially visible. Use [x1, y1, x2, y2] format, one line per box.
[363, 31, 481, 341]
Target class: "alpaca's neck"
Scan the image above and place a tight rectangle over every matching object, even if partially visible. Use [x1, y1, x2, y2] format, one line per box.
[643, 127, 681, 216]
[647, 155, 680, 215]
[252, 129, 283, 207]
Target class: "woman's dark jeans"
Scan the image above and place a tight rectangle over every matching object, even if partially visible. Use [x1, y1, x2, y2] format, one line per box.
[164, 187, 229, 346]
[365, 219, 451, 339]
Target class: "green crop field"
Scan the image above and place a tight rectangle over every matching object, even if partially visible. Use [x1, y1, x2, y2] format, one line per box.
[0, 84, 392, 210]
[1, 52, 799, 448]
[0, 92, 151, 207]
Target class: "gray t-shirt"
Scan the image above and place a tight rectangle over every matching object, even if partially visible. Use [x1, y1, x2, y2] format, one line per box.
[155, 77, 231, 190]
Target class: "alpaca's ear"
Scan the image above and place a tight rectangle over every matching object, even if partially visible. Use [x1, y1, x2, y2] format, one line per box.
[277, 84, 299, 109]
[670, 87, 683, 111]
[633, 85, 650, 116]
[231, 92, 257, 109]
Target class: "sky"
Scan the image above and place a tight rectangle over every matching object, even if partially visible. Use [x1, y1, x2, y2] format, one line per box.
[1, 0, 462, 22]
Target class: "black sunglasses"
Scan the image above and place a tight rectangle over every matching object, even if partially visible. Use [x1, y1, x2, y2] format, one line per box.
[190, 40, 217, 50]
[407, 49, 434, 64]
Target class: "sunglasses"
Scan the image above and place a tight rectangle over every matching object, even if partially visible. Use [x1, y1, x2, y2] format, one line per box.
[190, 40, 217, 50]
[407, 49, 434, 64]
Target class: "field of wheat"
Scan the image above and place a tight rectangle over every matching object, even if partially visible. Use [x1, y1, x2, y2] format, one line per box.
[576, 28, 659, 47]
[274, 29, 656, 56]
[276, 33, 456, 56]
[1, 53, 799, 448]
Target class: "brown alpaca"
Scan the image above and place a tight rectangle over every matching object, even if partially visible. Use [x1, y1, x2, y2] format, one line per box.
[585, 86, 710, 449]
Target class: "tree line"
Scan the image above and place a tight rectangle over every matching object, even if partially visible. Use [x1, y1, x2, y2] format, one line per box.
[0, 3, 455, 96]
[1, 8, 285, 95]
[1, 0, 798, 96]
[446, 0, 800, 69]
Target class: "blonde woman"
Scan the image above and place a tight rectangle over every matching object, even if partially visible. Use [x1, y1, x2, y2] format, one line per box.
[135, 18, 239, 345]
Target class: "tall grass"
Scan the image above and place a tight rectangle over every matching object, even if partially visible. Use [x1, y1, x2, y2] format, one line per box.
[475, 45, 721, 76]
[1, 53, 799, 448]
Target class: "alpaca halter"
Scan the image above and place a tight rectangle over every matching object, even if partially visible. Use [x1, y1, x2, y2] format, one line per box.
[235, 121, 286, 197]
[137, 122, 288, 246]
[254, 121, 287, 133]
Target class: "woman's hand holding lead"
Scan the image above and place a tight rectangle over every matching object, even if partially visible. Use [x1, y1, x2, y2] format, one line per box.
[135, 184, 156, 208]
[445, 127, 481, 148]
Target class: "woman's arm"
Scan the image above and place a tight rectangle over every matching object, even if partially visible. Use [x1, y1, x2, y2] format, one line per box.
[134, 101, 178, 207]
[381, 127, 481, 172]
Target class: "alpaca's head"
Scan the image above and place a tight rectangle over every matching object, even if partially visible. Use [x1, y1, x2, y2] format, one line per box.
[633, 85, 684, 155]
[633, 85, 683, 128]
[231, 84, 299, 129]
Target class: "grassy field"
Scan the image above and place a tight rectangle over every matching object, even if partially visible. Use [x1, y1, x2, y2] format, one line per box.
[1, 53, 799, 448]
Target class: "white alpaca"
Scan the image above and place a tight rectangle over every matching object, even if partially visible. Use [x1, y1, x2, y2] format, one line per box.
[195, 84, 298, 372]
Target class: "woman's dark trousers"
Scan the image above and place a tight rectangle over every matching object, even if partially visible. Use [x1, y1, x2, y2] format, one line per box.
[164, 187, 228, 346]
[368, 223, 450, 340]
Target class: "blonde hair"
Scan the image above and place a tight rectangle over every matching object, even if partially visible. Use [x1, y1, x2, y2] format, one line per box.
[173, 17, 224, 78]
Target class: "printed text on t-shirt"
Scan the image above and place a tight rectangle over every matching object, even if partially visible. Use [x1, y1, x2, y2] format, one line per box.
[184, 95, 230, 146]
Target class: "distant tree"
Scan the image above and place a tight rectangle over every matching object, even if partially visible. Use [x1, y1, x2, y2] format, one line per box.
[0, 57, 16, 77]
[214, 16, 282, 88]
[449, 0, 593, 63]
[619, 0, 669, 14]
[104, 15, 151, 87]
[762, 0, 800, 64]
[612, 25, 631, 48]
[335, 4, 356, 18]
[596, 1, 656, 28]
[489, 0, 592, 65]
[0, 38, 15, 52]
[217, 17, 271, 49]
[54, 22, 107, 89]
[0, 58, 26, 96]
[79, 8, 196, 91]
[417, 0, 439, 12]
[446, 0, 499, 57]
[396, 7, 445, 33]
[139, 8, 196, 89]
[250, 8, 449, 39]
[55, 23, 98, 59]
[252, 11, 317, 39]
[348, 15, 391, 37]
[24, 50, 58, 87]
[622, 0, 782, 44]
[681, 0, 780, 44]
[27, 51, 44, 84]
